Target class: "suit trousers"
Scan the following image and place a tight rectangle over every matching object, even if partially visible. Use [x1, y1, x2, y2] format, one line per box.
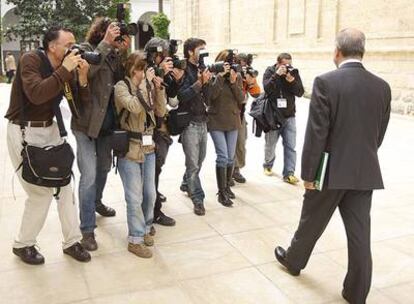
[286, 189, 373, 304]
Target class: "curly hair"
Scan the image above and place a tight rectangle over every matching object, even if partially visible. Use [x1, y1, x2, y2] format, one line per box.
[85, 17, 112, 46]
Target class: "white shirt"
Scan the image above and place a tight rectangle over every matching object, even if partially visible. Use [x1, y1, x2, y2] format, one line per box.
[339, 59, 362, 68]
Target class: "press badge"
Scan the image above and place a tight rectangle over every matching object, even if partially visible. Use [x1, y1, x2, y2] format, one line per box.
[277, 98, 287, 108]
[142, 135, 153, 146]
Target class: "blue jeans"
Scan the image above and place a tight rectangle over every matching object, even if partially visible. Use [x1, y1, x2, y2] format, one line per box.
[73, 130, 112, 233]
[181, 122, 207, 204]
[210, 129, 239, 168]
[263, 117, 297, 177]
[118, 153, 156, 244]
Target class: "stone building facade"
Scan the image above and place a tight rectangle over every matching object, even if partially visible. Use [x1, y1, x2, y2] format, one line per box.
[170, 0, 414, 114]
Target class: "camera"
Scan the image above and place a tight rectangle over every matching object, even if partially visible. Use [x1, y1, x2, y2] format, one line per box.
[198, 49, 209, 71]
[168, 39, 187, 70]
[285, 64, 298, 75]
[246, 53, 257, 67]
[145, 46, 166, 78]
[66, 44, 101, 65]
[208, 61, 225, 73]
[116, 3, 138, 41]
[225, 49, 242, 73]
[244, 66, 259, 78]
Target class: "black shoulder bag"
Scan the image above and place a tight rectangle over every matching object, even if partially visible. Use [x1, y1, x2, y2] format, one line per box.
[18, 49, 74, 198]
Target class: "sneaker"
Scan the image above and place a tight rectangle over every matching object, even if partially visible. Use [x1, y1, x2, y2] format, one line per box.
[149, 226, 156, 236]
[81, 232, 98, 251]
[128, 243, 152, 258]
[63, 242, 91, 262]
[153, 213, 176, 226]
[13, 246, 45, 265]
[144, 234, 154, 247]
[264, 168, 273, 176]
[95, 201, 116, 217]
[193, 203, 205, 216]
[158, 192, 167, 203]
[283, 175, 299, 185]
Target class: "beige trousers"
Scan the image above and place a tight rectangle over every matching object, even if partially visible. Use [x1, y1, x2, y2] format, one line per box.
[7, 122, 81, 249]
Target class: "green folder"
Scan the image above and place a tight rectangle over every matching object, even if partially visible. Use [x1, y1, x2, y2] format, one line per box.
[314, 152, 329, 191]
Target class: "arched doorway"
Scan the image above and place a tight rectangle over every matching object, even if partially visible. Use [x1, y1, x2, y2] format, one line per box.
[135, 11, 157, 50]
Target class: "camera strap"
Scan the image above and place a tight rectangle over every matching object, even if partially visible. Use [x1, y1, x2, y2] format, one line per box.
[63, 82, 80, 119]
[123, 79, 155, 131]
[33, 49, 67, 138]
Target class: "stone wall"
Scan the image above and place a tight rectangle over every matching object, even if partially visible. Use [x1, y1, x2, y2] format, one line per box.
[170, 0, 414, 115]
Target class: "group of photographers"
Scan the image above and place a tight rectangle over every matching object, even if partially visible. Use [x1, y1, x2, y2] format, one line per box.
[5, 14, 304, 262]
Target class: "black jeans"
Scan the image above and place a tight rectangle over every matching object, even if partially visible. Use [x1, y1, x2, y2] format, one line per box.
[154, 130, 173, 218]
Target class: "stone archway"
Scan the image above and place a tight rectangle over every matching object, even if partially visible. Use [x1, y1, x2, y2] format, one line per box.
[135, 11, 157, 50]
[2, 8, 22, 58]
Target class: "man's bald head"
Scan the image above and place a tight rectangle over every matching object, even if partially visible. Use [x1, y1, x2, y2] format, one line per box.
[335, 28, 366, 59]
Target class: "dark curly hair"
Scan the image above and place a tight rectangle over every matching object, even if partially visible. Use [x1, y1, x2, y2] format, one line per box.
[85, 17, 111, 46]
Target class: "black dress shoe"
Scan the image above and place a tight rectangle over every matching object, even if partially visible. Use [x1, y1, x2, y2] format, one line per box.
[95, 201, 116, 217]
[158, 192, 167, 203]
[233, 171, 246, 183]
[63, 242, 91, 262]
[274, 246, 300, 276]
[193, 203, 206, 216]
[341, 290, 351, 303]
[13, 246, 45, 265]
[154, 213, 176, 226]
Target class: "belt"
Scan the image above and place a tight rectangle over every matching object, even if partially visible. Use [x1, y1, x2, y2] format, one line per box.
[12, 120, 53, 128]
[128, 131, 143, 140]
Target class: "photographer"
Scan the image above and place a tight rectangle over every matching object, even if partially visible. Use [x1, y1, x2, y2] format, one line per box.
[177, 38, 211, 216]
[5, 26, 91, 265]
[232, 53, 261, 185]
[144, 37, 185, 229]
[208, 50, 245, 207]
[262, 53, 304, 184]
[114, 51, 162, 258]
[72, 17, 129, 251]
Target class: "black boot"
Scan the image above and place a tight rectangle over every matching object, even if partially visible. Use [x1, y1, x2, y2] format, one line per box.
[226, 166, 236, 199]
[216, 166, 233, 207]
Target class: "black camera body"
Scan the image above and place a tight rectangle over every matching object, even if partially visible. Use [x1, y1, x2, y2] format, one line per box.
[67, 44, 101, 65]
[168, 39, 187, 70]
[198, 50, 209, 71]
[146, 46, 166, 78]
[225, 49, 242, 73]
[116, 3, 138, 41]
[285, 64, 298, 75]
[244, 66, 259, 78]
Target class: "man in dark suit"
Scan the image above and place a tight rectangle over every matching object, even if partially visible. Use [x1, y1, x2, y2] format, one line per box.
[274, 28, 391, 304]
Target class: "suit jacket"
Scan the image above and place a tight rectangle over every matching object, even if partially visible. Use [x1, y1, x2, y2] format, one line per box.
[301, 62, 391, 190]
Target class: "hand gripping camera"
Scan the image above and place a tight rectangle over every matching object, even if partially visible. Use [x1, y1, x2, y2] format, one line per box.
[66, 44, 101, 65]
[115, 3, 138, 41]
[145, 46, 167, 80]
[168, 39, 187, 70]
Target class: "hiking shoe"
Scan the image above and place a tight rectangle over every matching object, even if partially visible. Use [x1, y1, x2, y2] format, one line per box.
[283, 175, 299, 185]
[128, 243, 152, 258]
[81, 232, 98, 251]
